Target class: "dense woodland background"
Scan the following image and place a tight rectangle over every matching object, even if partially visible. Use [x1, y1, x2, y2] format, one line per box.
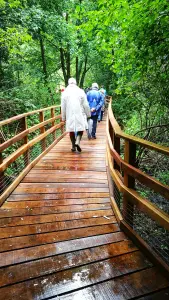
[0, 0, 169, 183]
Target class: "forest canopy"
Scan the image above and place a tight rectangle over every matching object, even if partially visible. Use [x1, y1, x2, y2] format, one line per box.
[0, 0, 169, 148]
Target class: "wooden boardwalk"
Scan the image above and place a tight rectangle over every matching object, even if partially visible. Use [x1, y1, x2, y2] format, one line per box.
[0, 119, 169, 299]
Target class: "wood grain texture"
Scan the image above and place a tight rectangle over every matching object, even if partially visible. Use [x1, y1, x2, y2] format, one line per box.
[0, 252, 154, 299]
[0, 116, 168, 299]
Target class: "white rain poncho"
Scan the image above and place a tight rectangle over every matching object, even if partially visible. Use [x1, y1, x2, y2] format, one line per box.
[61, 84, 91, 132]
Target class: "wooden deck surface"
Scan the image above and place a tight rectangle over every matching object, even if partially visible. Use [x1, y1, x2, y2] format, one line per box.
[0, 119, 169, 299]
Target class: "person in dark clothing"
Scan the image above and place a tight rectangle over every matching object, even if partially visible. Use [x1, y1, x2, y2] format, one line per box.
[98, 88, 106, 122]
[87, 83, 103, 139]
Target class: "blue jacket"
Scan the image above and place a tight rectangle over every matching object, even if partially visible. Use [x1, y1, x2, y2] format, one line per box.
[87, 88, 103, 116]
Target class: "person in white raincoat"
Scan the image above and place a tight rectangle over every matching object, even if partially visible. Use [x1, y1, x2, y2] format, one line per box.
[61, 78, 91, 152]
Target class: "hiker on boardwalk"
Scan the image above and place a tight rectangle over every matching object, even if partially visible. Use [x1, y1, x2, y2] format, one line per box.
[98, 87, 106, 122]
[61, 78, 91, 152]
[87, 82, 103, 139]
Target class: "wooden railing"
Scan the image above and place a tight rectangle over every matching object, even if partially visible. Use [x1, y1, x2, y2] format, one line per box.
[0, 105, 66, 205]
[1, 98, 169, 275]
[106, 97, 169, 276]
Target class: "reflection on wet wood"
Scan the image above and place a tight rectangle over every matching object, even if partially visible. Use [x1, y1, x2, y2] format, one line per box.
[0, 209, 113, 227]
[0, 252, 154, 299]
[0, 203, 111, 218]
[13, 186, 109, 194]
[0, 241, 137, 287]
[0, 224, 119, 252]
[0, 232, 127, 267]
[3, 198, 110, 209]
[0, 119, 168, 299]
[0, 216, 116, 239]
[58, 268, 169, 300]
[135, 287, 169, 299]
[7, 192, 110, 201]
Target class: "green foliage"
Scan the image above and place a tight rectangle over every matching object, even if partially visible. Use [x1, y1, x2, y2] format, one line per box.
[157, 171, 169, 186]
[1, 0, 169, 141]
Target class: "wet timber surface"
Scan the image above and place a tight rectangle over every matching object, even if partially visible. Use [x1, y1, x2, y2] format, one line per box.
[0, 118, 169, 300]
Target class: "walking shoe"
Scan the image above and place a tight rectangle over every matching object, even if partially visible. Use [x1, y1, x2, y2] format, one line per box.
[70, 134, 76, 152]
[75, 132, 83, 152]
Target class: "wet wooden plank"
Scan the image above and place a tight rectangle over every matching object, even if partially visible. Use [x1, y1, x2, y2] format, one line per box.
[13, 186, 109, 194]
[0, 223, 119, 252]
[18, 182, 108, 188]
[45, 153, 105, 157]
[58, 268, 169, 300]
[0, 240, 138, 287]
[28, 169, 107, 178]
[7, 193, 110, 201]
[3, 198, 110, 209]
[0, 216, 116, 239]
[41, 156, 105, 160]
[22, 176, 108, 183]
[0, 203, 111, 218]
[0, 252, 154, 299]
[36, 160, 106, 166]
[136, 288, 169, 299]
[34, 164, 106, 171]
[0, 232, 127, 267]
[0, 209, 113, 227]
[0, 117, 167, 299]
[50, 148, 106, 151]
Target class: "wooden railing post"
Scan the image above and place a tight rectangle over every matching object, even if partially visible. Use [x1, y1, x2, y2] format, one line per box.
[39, 111, 46, 151]
[123, 140, 136, 227]
[51, 108, 56, 140]
[0, 151, 4, 195]
[21, 116, 29, 167]
[109, 119, 120, 171]
[113, 133, 120, 172]
[60, 106, 64, 134]
[109, 120, 114, 143]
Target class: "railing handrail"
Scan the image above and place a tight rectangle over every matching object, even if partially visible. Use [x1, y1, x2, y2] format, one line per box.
[106, 97, 169, 275]
[0, 115, 61, 152]
[0, 105, 60, 127]
[0, 104, 66, 205]
[107, 125, 169, 201]
[108, 104, 169, 156]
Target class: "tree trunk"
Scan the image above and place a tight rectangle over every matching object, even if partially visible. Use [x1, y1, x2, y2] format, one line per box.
[39, 29, 48, 84]
[67, 44, 71, 80]
[79, 56, 88, 88]
[76, 57, 79, 84]
[60, 48, 68, 86]
[59, 13, 71, 86]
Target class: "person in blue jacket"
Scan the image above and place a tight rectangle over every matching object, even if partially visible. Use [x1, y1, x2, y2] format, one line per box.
[87, 83, 103, 139]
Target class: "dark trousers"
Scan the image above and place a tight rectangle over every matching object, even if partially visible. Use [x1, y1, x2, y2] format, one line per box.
[100, 111, 104, 121]
[91, 115, 98, 137]
[69, 131, 83, 139]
